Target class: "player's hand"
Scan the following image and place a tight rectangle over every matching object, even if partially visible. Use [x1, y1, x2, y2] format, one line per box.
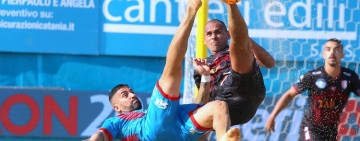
[265, 116, 275, 134]
[188, 0, 202, 11]
[193, 58, 210, 76]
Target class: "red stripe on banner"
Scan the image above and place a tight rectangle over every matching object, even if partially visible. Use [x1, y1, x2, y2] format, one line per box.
[43, 96, 78, 135]
[0, 94, 40, 135]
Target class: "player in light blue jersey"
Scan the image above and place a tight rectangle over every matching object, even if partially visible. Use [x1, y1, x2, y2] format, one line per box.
[84, 0, 242, 141]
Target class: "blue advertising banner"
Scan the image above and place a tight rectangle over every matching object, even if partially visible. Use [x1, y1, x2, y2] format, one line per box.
[0, 0, 100, 54]
[0, 0, 359, 59]
[0, 88, 359, 140]
[0, 88, 152, 138]
[100, 0, 360, 61]
[241, 0, 359, 62]
[99, 0, 186, 57]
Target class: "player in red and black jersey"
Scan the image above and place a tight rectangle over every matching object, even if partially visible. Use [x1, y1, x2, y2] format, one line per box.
[84, 1, 243, 141]
[193, 18, 275, 126]
[265, 38, 360, 141]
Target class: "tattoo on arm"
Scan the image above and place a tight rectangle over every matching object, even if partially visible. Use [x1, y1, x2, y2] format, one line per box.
[194, 82, 210, 103]
[98, 132, 105, 141]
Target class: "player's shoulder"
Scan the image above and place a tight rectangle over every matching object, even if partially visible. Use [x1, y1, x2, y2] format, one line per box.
[206, 54, 215, 61]
[341, 67, 358, 76]
[207, 48, 229, 58]
[103, 116, 123, 125]
[206, 48, 229, 64]
[222, 48, 230, 55]
[303, 67, 323, 76]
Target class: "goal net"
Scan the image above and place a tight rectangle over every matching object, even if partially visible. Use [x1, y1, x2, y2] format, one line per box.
[183, 0, 360, 140]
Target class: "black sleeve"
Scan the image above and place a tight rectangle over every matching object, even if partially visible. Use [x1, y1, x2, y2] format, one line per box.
[294, 71, 312, 94]
[350, 71, 360, 96]
[193, 70, 201, 89]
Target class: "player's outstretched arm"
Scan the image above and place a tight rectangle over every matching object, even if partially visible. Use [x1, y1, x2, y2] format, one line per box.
[249, 38, 275, 68]
[83, 130, 110, 141]
[350, 72, 360, 96]
[265, 87, 298, 134]
[194, 82, 210, 104]
[158, 0, 202, 96]
[193, 58, 211, 104]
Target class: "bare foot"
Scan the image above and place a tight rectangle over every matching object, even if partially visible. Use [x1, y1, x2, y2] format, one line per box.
[219, 128, 241, 141]
[221, 0, 241, 4]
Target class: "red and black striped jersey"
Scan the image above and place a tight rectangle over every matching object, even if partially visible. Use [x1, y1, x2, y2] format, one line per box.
[294, 66, 360, 128]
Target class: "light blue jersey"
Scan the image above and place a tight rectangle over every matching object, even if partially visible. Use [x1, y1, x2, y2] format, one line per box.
[100, 82, 211, 141]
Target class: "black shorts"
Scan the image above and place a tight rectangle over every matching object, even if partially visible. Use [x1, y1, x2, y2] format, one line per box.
[211, 60, 266, 125]
[299, 121, 338, 141]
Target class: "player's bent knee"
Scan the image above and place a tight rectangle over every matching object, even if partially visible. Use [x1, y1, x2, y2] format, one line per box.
[212, 100, 228, 110]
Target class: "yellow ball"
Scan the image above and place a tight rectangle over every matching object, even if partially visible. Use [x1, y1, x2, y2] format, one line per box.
[221, 0, 241, 4]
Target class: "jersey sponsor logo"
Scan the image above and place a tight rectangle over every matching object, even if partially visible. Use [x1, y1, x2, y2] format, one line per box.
[210, 65, 221, 74]
[154, 98, 168, 109]
[312, 71, 321, 75]
[315, 78, 326, 89]
[210, 60, 229, 75]
[341, 80, 348, 89]
[343, 72, 351, 76]
[317, 99, 335, 109]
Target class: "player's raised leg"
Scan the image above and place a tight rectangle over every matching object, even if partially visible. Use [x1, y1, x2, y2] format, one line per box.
[158, 0, 202, 97]
[191, 100, 241, 141]
[227, 3, 254, 73]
